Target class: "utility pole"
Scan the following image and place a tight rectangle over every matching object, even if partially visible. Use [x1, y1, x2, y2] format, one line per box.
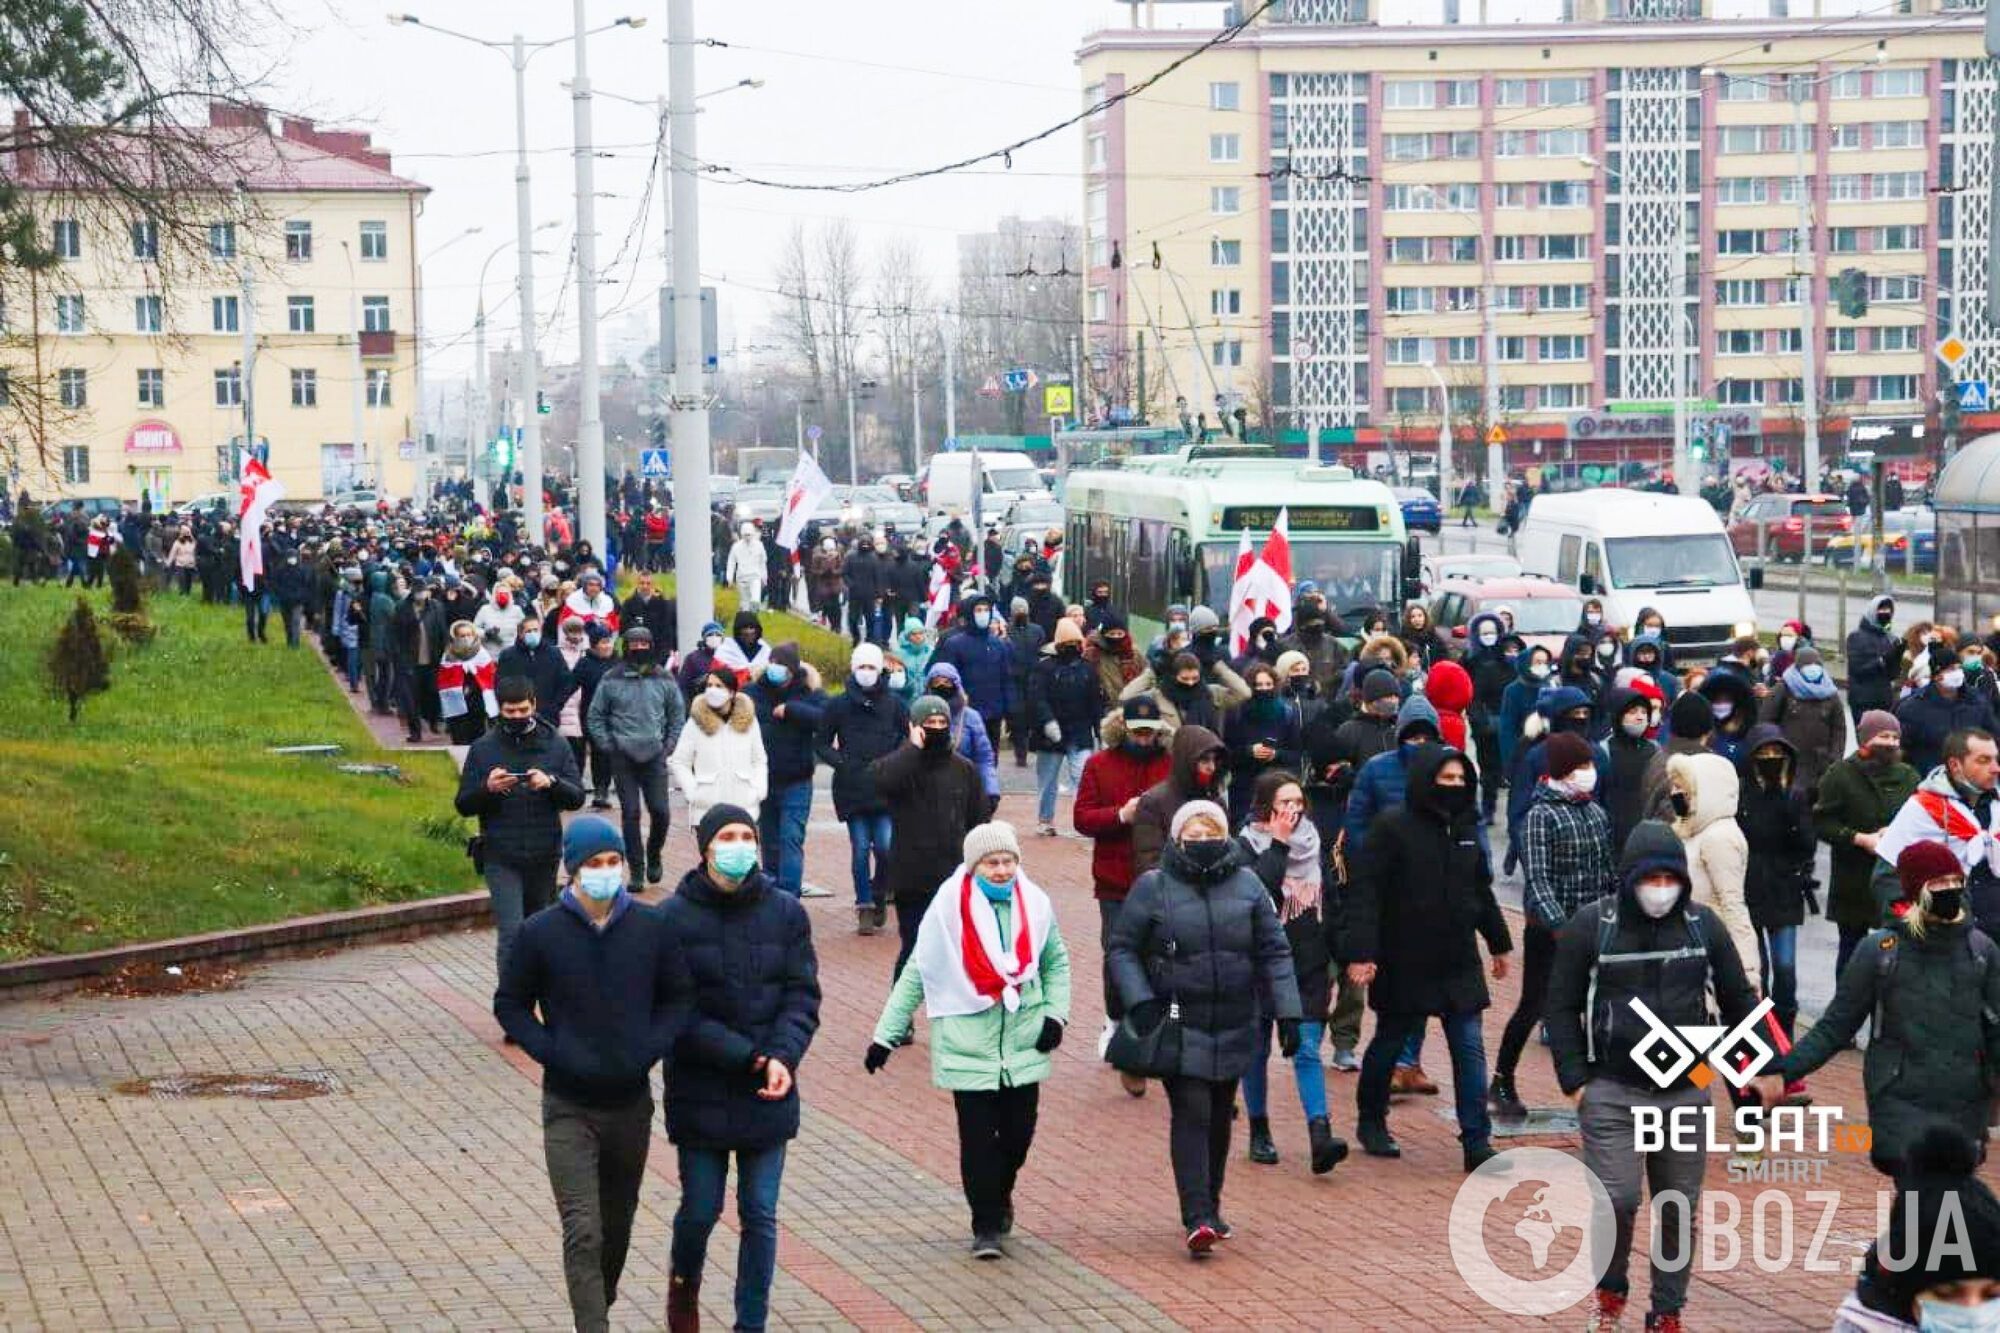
[845, 372, 859, 487]
[667, 0, 714, 647]
[1790, 76, 1822, 487]
[512, 33, 546, 545]
[473, 297, 489, 509]
[912, 376, 923, 475]
[1671, 180, 1692, 496]
[240, 264, 256, 470]
[570, 0, 606, 552]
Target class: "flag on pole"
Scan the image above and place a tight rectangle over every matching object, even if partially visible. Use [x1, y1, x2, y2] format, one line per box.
[1260, 508, 1295, 636]
[237, 455, 285, 591]
[1230, 511, 1296, 654]
[775, 452, 834, 552]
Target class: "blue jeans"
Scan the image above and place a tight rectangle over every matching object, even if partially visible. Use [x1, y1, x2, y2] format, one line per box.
[1758, 924, 1799, 1038]
[342, 643, 362, 689]
[1034, 747, 1090, 824]
[845, 813, 892, 906]
[1358, 1010, 1491, 1149]
[757, 781, 813, 897]
[1241, 1019, 1329, 1122]
[672, 1143, 787, 1333]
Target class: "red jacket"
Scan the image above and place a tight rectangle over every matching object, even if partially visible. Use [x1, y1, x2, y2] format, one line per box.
[1073, 726, 1173, 901]
[1425, 659, 1474, 754]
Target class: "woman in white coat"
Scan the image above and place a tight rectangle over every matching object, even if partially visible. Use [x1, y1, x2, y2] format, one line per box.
[670, 667, 770, 829]
[1665, 750, 1762, 992]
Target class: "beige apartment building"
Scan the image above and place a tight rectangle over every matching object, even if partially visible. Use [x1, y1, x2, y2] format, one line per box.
[1, 103, 430, 507]
[1080, 0, 1994, 482]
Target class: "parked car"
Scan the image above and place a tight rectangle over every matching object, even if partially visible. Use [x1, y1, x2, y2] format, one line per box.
[1394, 486, 1442, 534]
[173, 492, 235, 519]
[732, 484, 787, 525]
[1727, 493, 1852, 561]
[843, 485, 924, 533]
[1826, 507, 1936, 573]
[1428, 576, 1586, 657]
[326, 488, 380, 515]
[50, 496, 125, 521]
[1420, 552, 1523, 594]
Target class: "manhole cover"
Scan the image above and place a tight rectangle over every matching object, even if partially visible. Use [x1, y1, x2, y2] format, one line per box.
[114, 1070, 342, 1100]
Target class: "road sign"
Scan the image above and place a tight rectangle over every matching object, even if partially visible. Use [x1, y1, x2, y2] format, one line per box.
[806, 424, 823, 442]
[1044, 384, 1074, 417]
[1486, 425, 1506, 445]
[640, 448, 671, 478]
[1002, 368, 1032, 393]
[978, 376, 1002, 399]
[1939, 334, 1970, 369]
[943, 436, 960, 452]
[1961, 379, 1991, 412]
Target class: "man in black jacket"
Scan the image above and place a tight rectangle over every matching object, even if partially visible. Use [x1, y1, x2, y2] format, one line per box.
[1846, 594, 1901, 721]
[844, 534, 885, 645]
[495, 613, 575, 728]
[392, 582, 449, 741]
[494, 815, 671, 1333]
[813, 642, 909, 934]
[456, 678, 586, 982]
[1544, 820, 1763, 1333]
[872, 694, 991, 983]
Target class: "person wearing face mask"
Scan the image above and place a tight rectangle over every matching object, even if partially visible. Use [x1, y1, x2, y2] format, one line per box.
[269, 542, 314, 648]
[871, 696, 993, 987]
[1622, 631, 1681, 703]
[1577, 597, 1607, 636]
[1336, 630, 1410, 699]
[496, 613, 576, 730]
[843, 534, 886, 645]
[922, 662, 999, 811]
[865, 822, 1072, 1260]
[670, 670, 770, 832]
[1555, 630, 1607, 718]
[1698, 669, 1757, 766]
[1344, 746, 1512, 1170]
[474, 583, 526, 650]
[1221, 662, 1304, 828]
[747, 644, 825, 899]
[809, 534, 846, 630]
[1830, 1125, 2000, 1333]
[896, 616, 934, 693]
[1027, 620, 1103, 833]
[813, 642, 911, 935]
[996, 596, 1045, 766]
[1504, 688, 1604, 870]
[934, 593, 1017, 762]
[1877, 728, 2000, 940]
[569, 623, 621, 809]
[1461, 614, 1514, 816]
[1498, 645, 1554, 779]
[1130, 724, 1231, 880]
[1965, 643, 2000, 715]
[676, 620, 727, 700]
[1125, 649, 1250, 739]
[1107, 800, 1302, 1255]
[493, 815, 669, 1333]
[1814, 711, 1921, 978]
[1758, 643, 1848, 801]
[1899, 645, 2000, 778]
[1666, 752, 1762, 997]
[364, 569, 398, 714]
[554, 618, 596, 786]
[716, 609, 773, 686]
[1766, 620, 1809, 682]
[1087, 610, 1145, 705]
[1544, 820, 1763, 1333]
[558, 570, 620, 636]
[1275, 590, 1350, 694]
[437, 619, 500, 746]
[1850, 594, 1903, 721]
[587, 625, 687, 892]
[657, 805, 821, 1333]
[1640, 691, 1715, 824]
[1599, 688, 1661, 852]
[1737, 727, 1817, 1063]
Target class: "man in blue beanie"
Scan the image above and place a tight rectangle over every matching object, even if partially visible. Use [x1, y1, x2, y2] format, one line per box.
[494, 815, 673, 1333]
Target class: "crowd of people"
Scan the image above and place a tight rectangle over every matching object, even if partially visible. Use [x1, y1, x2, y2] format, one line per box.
[26, 475, 2000, 1332]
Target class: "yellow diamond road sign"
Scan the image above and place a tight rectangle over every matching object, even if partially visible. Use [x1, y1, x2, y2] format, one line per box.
[1939, 335, 1970, 369]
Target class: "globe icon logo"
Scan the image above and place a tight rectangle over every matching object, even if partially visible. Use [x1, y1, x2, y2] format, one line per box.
[1449, 1147, 1616, 1316]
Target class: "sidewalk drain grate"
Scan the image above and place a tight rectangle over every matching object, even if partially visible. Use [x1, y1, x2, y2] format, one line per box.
[113, 1070, 342, 1100]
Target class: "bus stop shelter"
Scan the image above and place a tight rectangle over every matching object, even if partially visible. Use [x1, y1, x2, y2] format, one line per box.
[1931, 430, 2000, 631]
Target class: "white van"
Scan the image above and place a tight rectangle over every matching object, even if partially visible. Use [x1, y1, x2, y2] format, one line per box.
[921, 449, 1046, 517]
[1511, 488, 1762, 659]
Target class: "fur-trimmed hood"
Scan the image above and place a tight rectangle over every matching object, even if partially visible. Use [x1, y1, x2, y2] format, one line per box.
[689, 691, 757, 736]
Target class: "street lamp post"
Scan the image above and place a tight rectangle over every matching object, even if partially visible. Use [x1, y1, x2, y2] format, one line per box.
[667, 0, 716, 648]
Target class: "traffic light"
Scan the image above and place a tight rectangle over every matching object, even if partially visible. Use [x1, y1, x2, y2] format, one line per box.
[1835, 268, 1869, 319]
[491, 434, 514, 472]
[536, 390, 551, 416]
[648, 416, 666, 449]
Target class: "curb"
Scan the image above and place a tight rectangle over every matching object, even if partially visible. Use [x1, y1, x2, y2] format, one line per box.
[0, 892, 491, 997]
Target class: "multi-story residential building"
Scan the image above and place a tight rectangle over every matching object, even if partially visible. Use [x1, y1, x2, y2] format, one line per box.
[1079, 0, 1993, 481]
[2, 103, 430, 506]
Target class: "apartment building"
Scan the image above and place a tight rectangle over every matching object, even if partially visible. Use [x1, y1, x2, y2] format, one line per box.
[1080, 0, 1993, 477]
[1, 103, 430, 506]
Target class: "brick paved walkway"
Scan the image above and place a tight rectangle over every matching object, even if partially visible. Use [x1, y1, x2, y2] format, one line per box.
[0, 792, 1950, 1330]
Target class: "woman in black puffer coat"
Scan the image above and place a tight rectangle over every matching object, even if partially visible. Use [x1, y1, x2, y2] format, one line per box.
[1108, 799, 1301, 1255]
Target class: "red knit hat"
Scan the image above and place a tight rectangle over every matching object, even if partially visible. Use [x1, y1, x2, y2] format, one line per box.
[1897, 840, 1964, 902]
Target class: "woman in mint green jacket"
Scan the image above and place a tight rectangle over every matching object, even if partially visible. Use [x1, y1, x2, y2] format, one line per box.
[864, 821, 1070, 1260]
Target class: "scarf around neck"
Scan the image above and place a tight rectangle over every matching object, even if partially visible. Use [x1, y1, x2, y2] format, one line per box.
[1239, 820, 1323, 922]
[1781, 662, 1838, 702]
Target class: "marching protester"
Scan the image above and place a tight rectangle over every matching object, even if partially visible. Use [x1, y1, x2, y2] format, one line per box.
[925, 662, 1000, 814]
[1029, 619, 1104, 836]
[1760, 644, 1847, 799]
[871, 695, 992, 987]
[1814, 711, 1921, 979]
[814, 642, 910, 935]
[1877, 728, 2000, 940]
[1130, 724, 1230, 881]
[496, 612, 573, 729]
[669, 668, 770, 830]
[1738, 725, 1817, 1054]
[586, 624, 686, 891]
[747, 644, 824, 899]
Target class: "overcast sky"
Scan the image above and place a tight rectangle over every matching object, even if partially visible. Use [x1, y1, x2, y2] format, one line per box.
[265, 0, 1198, 386]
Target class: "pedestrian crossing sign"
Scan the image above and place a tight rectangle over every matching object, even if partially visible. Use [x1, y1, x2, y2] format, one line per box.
[1960, 380, 1991, 412]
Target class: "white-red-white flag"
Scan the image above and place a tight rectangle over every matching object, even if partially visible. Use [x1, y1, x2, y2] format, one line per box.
[1230, 513, 1296, 653]
[924, 561, 954, 630]
[774, 452, 834, 552]
[237, 455, 285, 590]
[1259, 508, 1295, 636]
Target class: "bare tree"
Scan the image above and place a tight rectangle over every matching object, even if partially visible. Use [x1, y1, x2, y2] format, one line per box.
[870, 234, 934, 471]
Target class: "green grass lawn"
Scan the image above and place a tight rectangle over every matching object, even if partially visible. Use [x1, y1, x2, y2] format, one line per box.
[643, 573, 858, 687]
[0, 584, 474, 960]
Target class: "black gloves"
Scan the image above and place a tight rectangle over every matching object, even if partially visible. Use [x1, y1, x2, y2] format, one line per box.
[864, 1042, 892, 1074]
[1277, 1018, 1302, 1060]
[1034, 1018, 1064, 1053]
[1126, 999, 1166, 1034]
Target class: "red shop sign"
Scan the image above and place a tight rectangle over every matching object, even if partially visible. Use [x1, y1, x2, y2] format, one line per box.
[125, 420, 181, 454]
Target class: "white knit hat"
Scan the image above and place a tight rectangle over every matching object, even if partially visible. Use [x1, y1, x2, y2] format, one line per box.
[963, 821, 1021, 866]
[851, 642, 884, 671]
[1170, 800, 1230, 841]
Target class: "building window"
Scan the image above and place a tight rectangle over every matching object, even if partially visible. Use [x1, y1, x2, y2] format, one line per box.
[1440, 183, 1478, 210]
[1495, 130, 1528, 158]
[1446, 131, 1479, 159]
[1829, 226, 1861, 253]
[209, 221, 237, 259]
[1500, 385, 1528, 411]
[1875, 374, 1917, 402]
[1873, 172, 1924, 200]
[1539, 128, 1589, 159]
[1829, 70, 1864, 99]
[1209, 81, 1240, 112]
[288, 295, 315, 333]
[1873, 121, 1923, 150]
[58, 368, 86, 409]
[1385, 287, 1434, 314]
[1717, 279, 1763, 306]
[291, 368, 317, 407]
[130, 217, 159, 260]
[1717, 178, 1768, 206]
[134, 294, 163, 333]
[1719, 126, 1763, 156]
[54, 295, 85, 333]
[136, 368, 164, 408]
[1386, 236, 1428, 262]
[284, 220, 312, 261]
[1775, 327, 1802, 353]
[1088, 287, 1108, 322]
[1541, 76, 1589, 107]
[1538, 335, 1587, 362]
[1718, 329, 1759, 355]
[362, 296, 391, 333]
[1443, 79, 1480, 108]
[1389, 387, 1429, 414]
[1875, 325, 1919, 352]
[1444, 286, 1480, 311]
[1211, 185, 1241, 214]
[1871, 275, 1922, 302]
[1827, 327, 1858, 353]
[1776, 177, 1805, 206]
[1385, 337, 1434, 365]
[1826, 375, 1857, 400]
[1877, 225, 1922, 251]
[1538, 284, 1588, 310]
[1495, 235, 1528, 262]
[1385, 133, 1431, 162]
[1541, 180, 1589, 209]
[1446, 236, 1479, 263]
[1827, 124, 1864, 152]
[1211, 288, 1243, 315]
[1211, 238, 1241, 266]
[366, 368, 393, 407]
[214, 367, 242, 407]
[1384, 79, 1434, 109]
[1492, 286, 1528, 311]
[1447, 336, 1480, 361]
[1774, 125, 1812, 155]
[1717, 229, 1761, 255]
[1497, 336, 1527, 362]
[52, 218, 80, 260]
[1780, 277, 1807, 305]
[1210, 340, 1243, 368]
[1721, 74, 1766, 102]
[359, 220, 388, 262]
[212, 295, 239, 333]
[1773, 378, 1803, 405]
[1494, 78, 1528, 107]
[1875, 69, 1925, 99]
[1495, 183, 1528, 209]
[1829, 175, 1863, 202]
[1541, 383, 1580, 409]
[1208, 133, 1241, 163]
[1087, 133, 1107, 170]
[1541, 234, 1587, 262]
[1719, 378, 1764, 405]
[61, 445, 89, 484]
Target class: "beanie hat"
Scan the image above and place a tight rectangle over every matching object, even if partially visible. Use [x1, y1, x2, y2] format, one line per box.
[1053, 619, 1085, 646]
[584, 620, 611, 643]
[1668, 691, 1714, 739]
[851, 642, 884, 671]
[695, 803, 757, 857]
[562, 815, 625, 873]
[910, 695, 951, 727]
[1897, 839, 1964, 902]
[1545, 732, 1594, 781]
[1170, 799, 1230, 841]
[1122, 696, 1165, 730]
[1010, 596, 1030, 618]
[622, 624, 654, 649]
[1867, 1125, 2000, 1323]
[962, 821, 1021, 866]
[1362, 668, 1401, 703]
[1794, 645, 1823, 669]
[1858, 709, 1900, 745]
[700, 620, 725, 640]
[1274, 649, 1310, 678]
[1188, 606, 1222, 635]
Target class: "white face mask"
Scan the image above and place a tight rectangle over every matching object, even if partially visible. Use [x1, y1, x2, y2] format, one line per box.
[702, 685, 732, 711]
[1478, 631, 1498, 647]
[1636, 882, 1681, 919]
[1529, 663, 1551, 680]
[1777, 635, 1796, 652]
[1711, 701, 1734, 721]
[1556, 766, 1598, 796]
[1944, 668, 1968, 691]
[1914, 1295, 2000, 1333]
[853, 665, 881, 687]
[1585, 612, 1602, 626]
[888, 669, 907, 691]
[704, 634, 723, 651]
[1621, 715, 1649, 738]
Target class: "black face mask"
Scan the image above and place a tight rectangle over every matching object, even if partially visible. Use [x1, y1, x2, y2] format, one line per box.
[1877, 611, 1894, 627]
[1057, 643, 1082, 659]
[1433, 783, 1473, 816]
[920, 727, 952, 752]
[1121, 738, 1159, 760]
[1287, 678, 1313, 696]
[1252, 687, 1276, 701]
[1670, 791, 1692, 819]
[931, 683, 957, 699]
[1754, 757, 1787, 785]
[501, 714, 535, 738]
[1178, 839, 1231, 873]
[1928, 888, 1967, 922]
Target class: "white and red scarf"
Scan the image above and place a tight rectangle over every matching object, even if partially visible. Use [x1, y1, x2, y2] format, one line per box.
[436, 649, 498, 722]
[907, 867, 1053, 1018]
[1876, 769, 2000, 880]
[558, 589, 620, 631]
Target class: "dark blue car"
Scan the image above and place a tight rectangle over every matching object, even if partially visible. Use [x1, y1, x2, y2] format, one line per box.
[1394, 487, 1442, 534]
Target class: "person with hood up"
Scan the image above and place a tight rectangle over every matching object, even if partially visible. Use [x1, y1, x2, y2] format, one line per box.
[1029, 619, 1105, 834]
[1462, 613, 1515, 820]
[933, 593, 1015, 760]
[1397, 603, 1446, 670]
[1642, 690, 1715, 824]
[872, 695, 993, 986]
[1504, 687, 1606, 862]
[1497, 643, 1555, 778]
[558, 569, 620, 633]
[1623, 632, 1680, 703]
[1275, 587, 1348, 694]
[864, 822, 1072, 1260]
[332, 568, 366, 690]
[670, 668, 770, 831]
[1083, 577, 1119, 632]
[895, 616, 934, 695]
[1336, 631, 1411, 700]
[726, 521, 768, 610]
[842, 533, 886, 645]
[1758, 643, 1847, 800]
[676, 620, 726, 699]
[1897, 644, 2000, 778]
[809, 534, 845, 628]
[1345, 744, 1513, 1170]
[496, 612, 575, 729]
[1738, 725, 1817, 1055]
[1828, 1124, 2000, 1331]
[814, 642, 911, 935]
[1232, 616, 1282, 676]
[748, 644, 825, 898]
[998, 596, 1046, 765]
[1425, 655, 1477, 767]
[1666, 751, 1761, 992]
[1555, 629, 1607, 720]
[1848, 594, 1902, 721]
[924, 661, 999, 811]
[1131, 724, 1230, 881]
[1814, 711, 1921, 978]
[1107, 799, 1303, 1255]
[1222, 661, 1304, 827]
[1544, 820, 1763, 1333]
[1600, 686, 1661, 853]
[586, 625, 687, 889]
[716, 609, 773, 686]
[1087, 611, 1145, 704]
[1699, 669, 1757, 766]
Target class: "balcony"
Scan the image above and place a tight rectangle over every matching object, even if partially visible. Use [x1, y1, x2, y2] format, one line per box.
[359, 330, 397, 358]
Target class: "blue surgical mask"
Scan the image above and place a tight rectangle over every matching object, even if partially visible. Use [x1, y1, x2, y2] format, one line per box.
[974, 610, 992, 629]
[1916, 1296, 2000, 1333]
[578, 866, 623, 902]
[521, 631, 541, 649]
[976, 873, 1015, 902]
[1801, 664, 1825, 683]
[712, 843, 759, 880]
[765, 664, 791, 685]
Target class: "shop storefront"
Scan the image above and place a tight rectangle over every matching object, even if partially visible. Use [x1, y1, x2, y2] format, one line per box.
[124, 420, 182, 508]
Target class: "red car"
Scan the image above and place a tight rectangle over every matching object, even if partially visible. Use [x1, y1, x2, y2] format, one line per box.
[1727, 493, 1852, 561]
